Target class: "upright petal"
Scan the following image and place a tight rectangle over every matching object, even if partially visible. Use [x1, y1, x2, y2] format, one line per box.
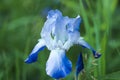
[67, 15, 81, 32]
[41, 15, 56, 50]
[73, 15, 82, 31]
[64, 15, 81, 47]
[46, 49, 72, 79]
[78, 38, 101, 58]
[53, 16, 69, 44]
[76, 53, 84, 79]
[25, 39, 46, 63]
[47, 9, 62, 19]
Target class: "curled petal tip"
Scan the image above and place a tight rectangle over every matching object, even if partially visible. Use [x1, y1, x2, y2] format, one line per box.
[92, 50, 101, 58]
[77, 15, 80, 18]
[24, 54, 37, 64]
[25, 58, 32, 64]
[94, 52, 101, 58]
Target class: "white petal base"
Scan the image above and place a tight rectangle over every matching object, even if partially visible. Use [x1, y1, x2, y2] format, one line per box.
[46, 49, 72, 79]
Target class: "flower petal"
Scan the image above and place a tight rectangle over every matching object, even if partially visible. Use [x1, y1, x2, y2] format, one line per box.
[63, 40, 73, 51]
[51, 10, 69, 44]
[46, 49, 72, 79]
[25, 39, 46, 63]
[54, 16, 69, 44]
[78, 38, 101, 58]
[67, 15, 81, 32]
[41, 9, 70, 49]
[76, 53, 84, 78]
[41, 14, 56, 50]
[63, 16, 82, 50]
[47, 9, 62, 19]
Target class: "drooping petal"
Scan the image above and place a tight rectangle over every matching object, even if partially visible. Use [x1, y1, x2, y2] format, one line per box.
[25, 39, 46, 63]
[76, 53, 84, 79]
[78, 38, 101, 58]
[46, 49, 72, 79]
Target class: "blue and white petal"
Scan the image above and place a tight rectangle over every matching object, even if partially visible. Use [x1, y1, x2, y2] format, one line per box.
[53, 11, 69, 44]
[73, 15, 82, 31]
[65, 16, 81, 45]
[76, 53, 84, 79]
[47, 9, 62, 19]
[78, 38, 101, 58]
[25, 39, 46, 63]
[41, 9, 69, 50]
[67, 15, 81, 32]
[41, 15, 56, 50]
[46, 49, 72, 79]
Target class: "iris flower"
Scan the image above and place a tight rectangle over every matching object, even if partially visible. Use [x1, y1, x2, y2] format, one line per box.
[25, 9, 101, 79]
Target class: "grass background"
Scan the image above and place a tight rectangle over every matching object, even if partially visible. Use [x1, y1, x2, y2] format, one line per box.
[0, 0, 120, 80]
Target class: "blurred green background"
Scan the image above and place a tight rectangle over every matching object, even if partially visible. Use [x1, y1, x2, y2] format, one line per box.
[0, 0, 120, 80]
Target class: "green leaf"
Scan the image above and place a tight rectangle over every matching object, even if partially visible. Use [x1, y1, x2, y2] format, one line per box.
[105, 71, 120, 79]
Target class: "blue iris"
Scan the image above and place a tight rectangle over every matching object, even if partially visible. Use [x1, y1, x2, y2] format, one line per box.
[25, 9, 101, 79]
